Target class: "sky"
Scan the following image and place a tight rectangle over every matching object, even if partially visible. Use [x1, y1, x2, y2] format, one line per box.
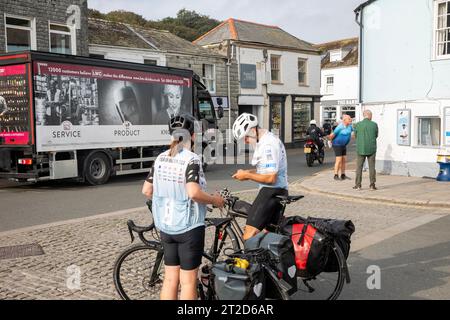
[87, 0, 364, 44]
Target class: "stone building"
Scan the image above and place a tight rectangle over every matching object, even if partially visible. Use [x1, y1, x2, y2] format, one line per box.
[0, 0, 89, 56]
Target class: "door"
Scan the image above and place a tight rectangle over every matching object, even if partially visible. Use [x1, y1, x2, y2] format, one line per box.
[269, 96, 285, 142]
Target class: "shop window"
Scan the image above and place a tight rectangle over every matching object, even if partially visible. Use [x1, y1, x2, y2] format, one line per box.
[298, 58, 307, 85]
[5, 15, 36, 52]
[435, 0, 450, 58]
[144, 59, 157, 65]
[418, 117, 441, 146]
[202, 64, 216, 93]
[49, 23, 75, 55]
[292, 102, 311, 141]
[270, 55, 281, 83]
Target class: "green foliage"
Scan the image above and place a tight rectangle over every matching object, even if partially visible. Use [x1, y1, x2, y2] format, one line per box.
[87, 8, 220, 42]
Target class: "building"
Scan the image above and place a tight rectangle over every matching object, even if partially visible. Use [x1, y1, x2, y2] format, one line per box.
[315, 38, 360, 127]
[88, 18, 239, 132]
[194, 18, 322, 146]
[0, 0, 89, 56]
[355, 0, 450, 178]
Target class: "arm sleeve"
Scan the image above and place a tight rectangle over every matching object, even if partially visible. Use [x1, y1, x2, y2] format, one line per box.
[185, 159, 201, 183]
[145, 164, 155, 183]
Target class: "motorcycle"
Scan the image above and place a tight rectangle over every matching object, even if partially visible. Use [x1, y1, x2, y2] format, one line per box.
[304, 136, 325, 167]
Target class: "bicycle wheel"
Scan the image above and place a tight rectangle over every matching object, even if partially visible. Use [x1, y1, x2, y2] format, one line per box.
[290, 242, 346, 300]
[113, 243, 164, 300]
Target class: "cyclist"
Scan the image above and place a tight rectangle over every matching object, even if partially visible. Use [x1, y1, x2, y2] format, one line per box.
[231, 113, 288, 241]
[141, 114, 224, 300]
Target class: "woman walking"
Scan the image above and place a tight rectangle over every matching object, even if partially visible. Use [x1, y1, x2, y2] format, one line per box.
[142, 114, 224, 300]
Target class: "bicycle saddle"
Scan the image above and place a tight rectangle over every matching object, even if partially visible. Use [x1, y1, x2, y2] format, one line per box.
[275, 195, 304, 202]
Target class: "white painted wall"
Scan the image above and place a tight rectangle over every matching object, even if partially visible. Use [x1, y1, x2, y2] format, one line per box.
[89, 45, 167, 66]
[320, 66, 358, 101]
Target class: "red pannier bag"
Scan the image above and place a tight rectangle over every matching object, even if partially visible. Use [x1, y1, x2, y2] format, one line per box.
[281, 216, 330, 278]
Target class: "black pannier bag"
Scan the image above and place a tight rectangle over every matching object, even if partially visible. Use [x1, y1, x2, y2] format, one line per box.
[306, 217, 355, 272]
[280, 216, 329, 278]
[211, 260, 265, 300]
[244, 232, 297, 294]
[281, 216, 355, 274]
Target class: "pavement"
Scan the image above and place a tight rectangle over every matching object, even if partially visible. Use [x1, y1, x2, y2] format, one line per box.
[0, 164, 449, 300]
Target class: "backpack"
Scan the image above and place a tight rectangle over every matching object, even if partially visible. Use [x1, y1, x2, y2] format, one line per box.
[280, 216, 330, 278]
[244, 232, 297, 295]
[211, 258, 265, 300]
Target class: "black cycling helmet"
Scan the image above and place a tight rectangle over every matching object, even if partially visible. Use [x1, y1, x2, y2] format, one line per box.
[168, 113, 197, 136]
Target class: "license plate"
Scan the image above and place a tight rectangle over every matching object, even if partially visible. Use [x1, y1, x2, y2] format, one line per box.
[304, 148, 311, 153]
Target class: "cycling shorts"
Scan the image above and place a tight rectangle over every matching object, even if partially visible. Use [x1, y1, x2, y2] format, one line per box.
[246, 187, 288, 231]
[160, 226, 205, 270]
[333, 145, 347, 157]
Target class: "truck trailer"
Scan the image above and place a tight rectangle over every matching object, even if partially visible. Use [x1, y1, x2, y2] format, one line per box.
[0, 51, 221, 185]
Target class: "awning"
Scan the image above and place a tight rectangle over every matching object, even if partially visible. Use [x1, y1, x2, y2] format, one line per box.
[238, 95, 264, 106]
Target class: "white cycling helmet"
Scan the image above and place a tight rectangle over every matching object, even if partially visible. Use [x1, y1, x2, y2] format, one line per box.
[310, 119, 317, 125]
[232, 113, 258, 140]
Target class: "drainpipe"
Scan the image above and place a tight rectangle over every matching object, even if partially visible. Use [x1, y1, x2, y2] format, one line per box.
[355, 8, 364, 122]
[226, 40, 233, 143]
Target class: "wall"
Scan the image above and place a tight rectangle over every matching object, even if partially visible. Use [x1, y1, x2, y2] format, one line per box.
[89, 45, 166, 65]
[361, 0, 450, 103]
[321, 66, 358, 101]
[0, 0, 89, 56]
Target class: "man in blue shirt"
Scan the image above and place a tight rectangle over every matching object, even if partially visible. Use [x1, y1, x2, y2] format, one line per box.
[328, 115, 353, 180]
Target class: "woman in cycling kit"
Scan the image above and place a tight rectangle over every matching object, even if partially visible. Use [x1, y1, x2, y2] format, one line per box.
[141, 114, 224, 300]
[231, 113, 289, 241]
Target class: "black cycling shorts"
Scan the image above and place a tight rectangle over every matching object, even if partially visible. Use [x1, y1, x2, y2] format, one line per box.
[333, 145, 347, 157]
[160, 226, 205, 270]
[246, 187, 288, 231]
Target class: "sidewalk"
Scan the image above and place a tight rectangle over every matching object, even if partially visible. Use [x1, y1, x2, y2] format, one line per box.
[297, 170, 450, 208]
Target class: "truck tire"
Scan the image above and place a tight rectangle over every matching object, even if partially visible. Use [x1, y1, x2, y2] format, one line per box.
[83, 152, 111, 185]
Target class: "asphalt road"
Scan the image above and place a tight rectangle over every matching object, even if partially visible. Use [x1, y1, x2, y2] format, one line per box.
[0, 146, 356, 232]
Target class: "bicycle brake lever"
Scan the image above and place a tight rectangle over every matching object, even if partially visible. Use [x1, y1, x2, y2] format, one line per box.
[127, 224, 135, 243]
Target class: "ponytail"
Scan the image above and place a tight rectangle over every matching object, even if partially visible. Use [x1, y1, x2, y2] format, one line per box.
[169, 139, 182, 157]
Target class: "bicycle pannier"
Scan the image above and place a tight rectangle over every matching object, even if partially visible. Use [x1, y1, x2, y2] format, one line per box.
[211, 260, 265, 300]
[281, 216, 329, 278]
[244, 232, 297, 294]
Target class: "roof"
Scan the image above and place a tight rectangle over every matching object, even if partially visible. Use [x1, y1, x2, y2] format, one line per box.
[354, 0, 378, 12]
[314, 37, 359, 69]
[88, 18, 225, 57]
[194, 18, 319, 53]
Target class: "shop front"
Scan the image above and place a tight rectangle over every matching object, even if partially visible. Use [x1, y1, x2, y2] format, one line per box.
[320, 99, 359, 126]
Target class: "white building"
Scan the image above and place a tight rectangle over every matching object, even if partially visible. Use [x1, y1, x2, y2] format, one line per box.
[316, 38, 360, 126]
[355, 0, 450, 178]
[194, 18, 322, 146]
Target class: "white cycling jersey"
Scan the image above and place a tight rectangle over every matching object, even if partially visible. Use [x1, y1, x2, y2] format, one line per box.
[251, 131, 288, 190]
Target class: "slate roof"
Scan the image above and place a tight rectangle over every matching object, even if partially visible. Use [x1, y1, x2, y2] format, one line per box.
[88, 18, 225, 57]
[194, 18, 319, 53]
[315, 37, 359, 69]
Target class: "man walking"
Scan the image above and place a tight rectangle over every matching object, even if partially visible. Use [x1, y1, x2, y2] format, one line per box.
[353, 110, 378, 190]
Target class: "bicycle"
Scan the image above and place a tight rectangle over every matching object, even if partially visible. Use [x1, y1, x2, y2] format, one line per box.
[113, 190, 350, 300]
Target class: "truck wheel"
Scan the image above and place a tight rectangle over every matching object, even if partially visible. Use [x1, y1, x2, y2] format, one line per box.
[83, 152, 111, 185]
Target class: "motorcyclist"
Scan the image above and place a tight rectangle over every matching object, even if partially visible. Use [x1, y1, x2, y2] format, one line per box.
[306, 120, 324, 156]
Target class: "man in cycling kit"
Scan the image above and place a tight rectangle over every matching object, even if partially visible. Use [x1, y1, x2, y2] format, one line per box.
[232, 113, 288, 240]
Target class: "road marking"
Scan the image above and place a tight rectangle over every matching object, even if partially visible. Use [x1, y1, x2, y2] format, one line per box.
[351, 214, 446, 253]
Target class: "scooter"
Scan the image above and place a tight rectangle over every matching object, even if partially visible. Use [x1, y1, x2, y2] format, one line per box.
[304, 136, 325, 167]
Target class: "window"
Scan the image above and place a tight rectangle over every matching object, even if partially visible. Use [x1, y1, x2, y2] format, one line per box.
[325, 76, 334, 94]
[418, 117, 441, 146]
[144, 59, 157, 65]
[49, 23, 75, 55]
[298, 58, 307, 85]
[330, 49, 342, 62]
[5, 15, 35, 52]
[435, 0, 450, 58]
[202, 64, 216, 93]
[292, 102, 311, 141]
[89, 54, 105, 59]
[270, 55, 281, 82]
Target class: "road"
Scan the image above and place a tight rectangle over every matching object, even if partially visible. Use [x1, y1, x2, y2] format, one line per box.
[0, 146, 355, 232]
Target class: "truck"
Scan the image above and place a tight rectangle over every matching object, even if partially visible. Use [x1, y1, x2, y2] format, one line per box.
[0, 51, 222, 185]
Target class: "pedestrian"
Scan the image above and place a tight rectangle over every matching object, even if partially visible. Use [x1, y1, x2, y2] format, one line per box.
[141, 114, 225, 300]
[353, 110, 378, 190]
[328, 114, 353, 180]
